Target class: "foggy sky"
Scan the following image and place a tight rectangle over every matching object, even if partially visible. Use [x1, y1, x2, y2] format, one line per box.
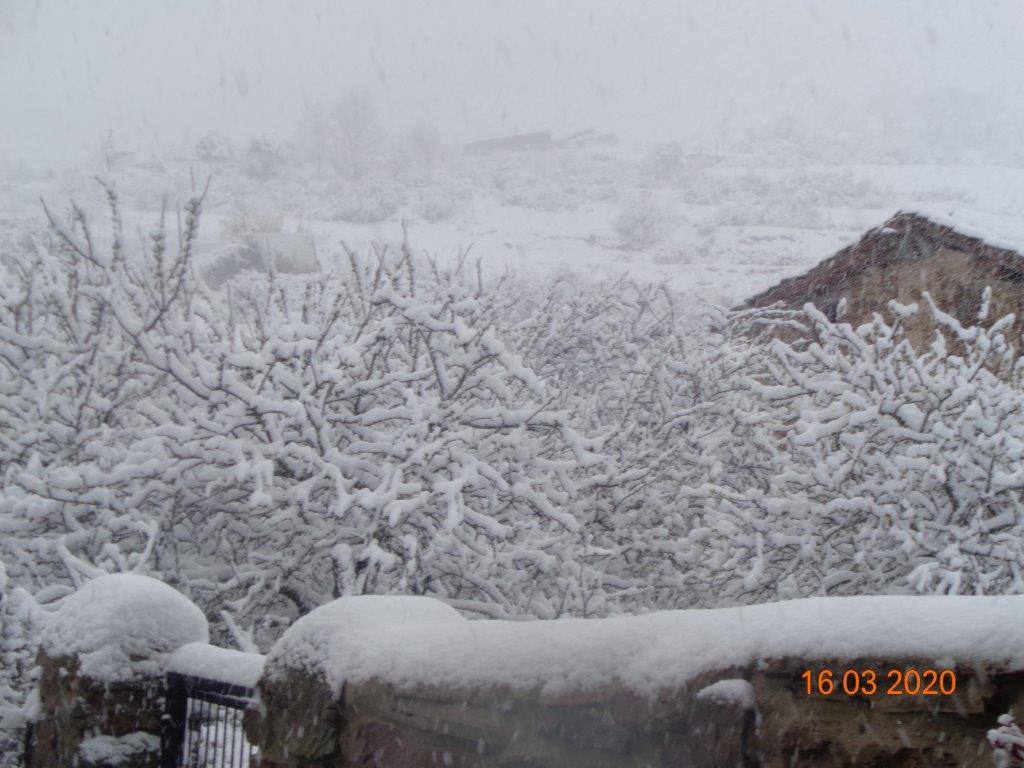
[2, 0, 1022, 163]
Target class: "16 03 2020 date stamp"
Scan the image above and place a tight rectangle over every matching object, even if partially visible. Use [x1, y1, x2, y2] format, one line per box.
[801, 668, 957, 696]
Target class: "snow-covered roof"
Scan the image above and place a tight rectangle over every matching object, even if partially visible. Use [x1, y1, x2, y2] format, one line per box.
[167, 643, 266, 688]
[265, 594, 1024, 700]
[40, 574, 209, 682]
[902, 204, 1024, 256]
[745, 204, 1024, 310]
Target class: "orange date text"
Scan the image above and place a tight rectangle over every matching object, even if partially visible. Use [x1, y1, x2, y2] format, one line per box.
[800, 668, 956, 696]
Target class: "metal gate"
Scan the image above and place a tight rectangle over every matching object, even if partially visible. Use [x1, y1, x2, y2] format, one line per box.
[161, 672, 258, 768]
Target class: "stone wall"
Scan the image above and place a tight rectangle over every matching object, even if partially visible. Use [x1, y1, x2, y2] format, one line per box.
[246, 658, 1024, 768]
[28, 653, 164, 768]
[24, 574, 209, 768]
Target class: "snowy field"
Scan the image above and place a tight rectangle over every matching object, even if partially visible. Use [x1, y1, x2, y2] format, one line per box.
[6, 144, 1024, 307]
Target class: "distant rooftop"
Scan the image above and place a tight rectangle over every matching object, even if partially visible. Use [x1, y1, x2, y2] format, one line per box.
[745, 206, 1024, 311]
[902, 204, 1024, 256]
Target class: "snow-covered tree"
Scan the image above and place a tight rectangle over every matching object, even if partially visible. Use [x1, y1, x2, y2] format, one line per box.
[684, 296, 1024, 604]
[0, 186, 619, 653]
[327, 90, 385, 181]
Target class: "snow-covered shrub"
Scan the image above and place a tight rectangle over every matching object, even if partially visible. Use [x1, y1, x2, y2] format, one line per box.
[614, 193, 676, 247]
[681, 297, 1024, 604]
[416, 188, 462, 222]
[201, 205, 289, 288]
[195, 132, 235, 164]
[200, 241, 268, 289]
[641, 141, 686, 184]
[990, 714, 1024, 767]
[296, 92, 388, 180]
[503, 282, 791, 612]
[327, 91, 385, 181]
[0, 564, 41, 766]
[0, 187, 615, 650]
[402, 122, 445, 178]
[330, 178, 403, 223]
[244, 135, 287, 180]
[221, 203, 284, 241]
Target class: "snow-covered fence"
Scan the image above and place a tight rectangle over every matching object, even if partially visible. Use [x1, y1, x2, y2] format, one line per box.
[163, 644, 265, 768]
[244, 594, 1024, 768]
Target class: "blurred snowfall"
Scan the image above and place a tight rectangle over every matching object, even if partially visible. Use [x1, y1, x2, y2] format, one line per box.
[2, 0, 1024, 302]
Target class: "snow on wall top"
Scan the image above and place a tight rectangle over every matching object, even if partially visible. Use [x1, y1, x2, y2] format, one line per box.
[265, 594, 1024, 699]
[167, 643, 266, 689]
[903, 204, 1024, 256]
[40, 574, 209, 682]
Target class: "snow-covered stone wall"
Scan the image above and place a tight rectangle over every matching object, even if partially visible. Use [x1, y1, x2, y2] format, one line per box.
[28, 575, 209, 768]
[247, 594, 1024, 768]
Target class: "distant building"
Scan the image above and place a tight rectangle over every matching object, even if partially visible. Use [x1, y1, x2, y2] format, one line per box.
[745, 209, 1024, 347]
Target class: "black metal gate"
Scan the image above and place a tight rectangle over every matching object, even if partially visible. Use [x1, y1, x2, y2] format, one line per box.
[161, 673, 258, 768]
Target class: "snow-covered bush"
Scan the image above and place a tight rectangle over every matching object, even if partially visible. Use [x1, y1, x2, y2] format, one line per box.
[641, 141, 686, 184]
[613, 193, 676, 247]
[990, 714, 1024, 767]
[195, 132, 235, 164]
[327, 91, 385, 181]
[330, 178, 404, 223]
[244, 135, 287, 180]
[402, 122, 445, 178]
[416, 188, 462, 222]
[502, 281, 791, 612]
[681, 297, 1024, 604]
[0, 187, 615, 652]
[199, 241, 268, 289]
[0, 563, 41, 765]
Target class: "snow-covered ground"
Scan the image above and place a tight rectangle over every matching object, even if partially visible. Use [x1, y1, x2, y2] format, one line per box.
[6, 145, 1024, 307]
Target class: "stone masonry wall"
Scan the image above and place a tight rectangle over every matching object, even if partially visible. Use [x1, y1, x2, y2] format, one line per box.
[246, 658, 1024, 768]
[28, 653, 164, 768]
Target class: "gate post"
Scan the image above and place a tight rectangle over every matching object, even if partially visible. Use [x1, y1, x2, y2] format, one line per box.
[160, 675, 188, 768]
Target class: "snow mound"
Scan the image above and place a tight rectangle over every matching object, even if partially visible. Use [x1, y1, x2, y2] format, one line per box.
[265, 594, 465, 689]
[265, 594, 1024, 699]
[78, 732, 160, 766]
[40, 574, 208, 682]
[696, 679, 755, 708]
[168, 643, 266, 688]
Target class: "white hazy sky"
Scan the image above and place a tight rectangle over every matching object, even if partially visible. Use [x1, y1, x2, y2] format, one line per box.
[1, 0, 1022, 162]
